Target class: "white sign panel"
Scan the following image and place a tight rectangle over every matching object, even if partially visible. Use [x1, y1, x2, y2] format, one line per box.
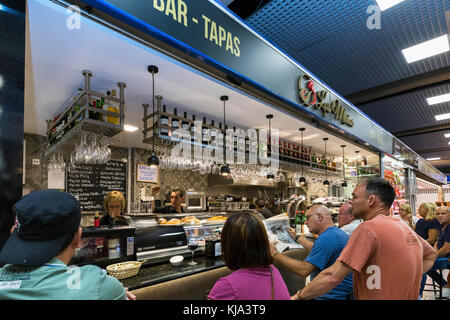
[48, 169, 65, 190]
[136, 164, 159, 183]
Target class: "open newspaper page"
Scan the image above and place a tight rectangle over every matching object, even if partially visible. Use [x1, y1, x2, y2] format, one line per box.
[262, 214, 303, 252]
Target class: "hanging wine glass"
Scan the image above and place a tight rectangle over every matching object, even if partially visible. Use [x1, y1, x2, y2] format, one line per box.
[76, 133, 89, 163]
[57, 153, 66, 170]
[48, 154, 57, 171]
[89, 135, 101, 164]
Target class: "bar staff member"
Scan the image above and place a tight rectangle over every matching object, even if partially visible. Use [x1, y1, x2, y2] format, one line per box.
[150, 185, 185, 214]
[100, 191, 129, 226]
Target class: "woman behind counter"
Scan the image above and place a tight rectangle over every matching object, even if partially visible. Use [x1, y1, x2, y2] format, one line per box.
[100, 191, 129, 227]
[207, 211, 290, 300]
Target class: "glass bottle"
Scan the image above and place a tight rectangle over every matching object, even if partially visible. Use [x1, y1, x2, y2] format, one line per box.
[191, 114, 196, 142]
[172, 108, 179, 129]
[294, 212, 301, 234]
[202, 117, 209, 145]
[182, 112, 189, 131]
[160, 105, 169, 136]
[94, 211, 100, 227]
[107, 89, 120, 125]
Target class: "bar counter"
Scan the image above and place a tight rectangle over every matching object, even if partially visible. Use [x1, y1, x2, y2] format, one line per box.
[120, 255, 226, 291]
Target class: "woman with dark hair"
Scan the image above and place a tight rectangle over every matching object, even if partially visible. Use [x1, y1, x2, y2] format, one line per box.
[207, 211, 290, 300]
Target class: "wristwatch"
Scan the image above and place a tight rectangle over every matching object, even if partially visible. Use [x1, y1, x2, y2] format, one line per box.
[294, 235, 301, 242]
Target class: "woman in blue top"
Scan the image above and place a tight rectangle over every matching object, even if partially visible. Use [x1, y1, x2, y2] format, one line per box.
[415, 202, 439, 245]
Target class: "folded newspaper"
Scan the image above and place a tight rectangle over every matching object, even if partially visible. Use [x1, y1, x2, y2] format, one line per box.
[263, 214, 303, 252]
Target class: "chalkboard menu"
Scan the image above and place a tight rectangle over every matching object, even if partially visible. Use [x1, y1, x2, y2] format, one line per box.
[66, 160, 127, 211]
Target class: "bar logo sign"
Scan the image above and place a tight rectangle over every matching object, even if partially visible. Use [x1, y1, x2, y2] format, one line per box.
[298, 75, 354, 127]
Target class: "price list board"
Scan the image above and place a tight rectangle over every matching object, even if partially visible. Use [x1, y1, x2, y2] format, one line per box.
[66, 160, 127, 211]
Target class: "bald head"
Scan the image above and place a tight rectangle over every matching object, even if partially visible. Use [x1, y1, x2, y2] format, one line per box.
[311, 205, 333, 219]
[305, 205, 335, 235]
[338, 203, 354, 228]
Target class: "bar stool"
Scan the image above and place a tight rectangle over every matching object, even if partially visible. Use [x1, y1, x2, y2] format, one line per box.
[424, 257, 450, 300]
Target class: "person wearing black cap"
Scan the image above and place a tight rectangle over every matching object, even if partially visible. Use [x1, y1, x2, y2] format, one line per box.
[0, 190, 136, 300]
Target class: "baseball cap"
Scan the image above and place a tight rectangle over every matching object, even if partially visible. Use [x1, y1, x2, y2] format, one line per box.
[0, 190, 81, 266]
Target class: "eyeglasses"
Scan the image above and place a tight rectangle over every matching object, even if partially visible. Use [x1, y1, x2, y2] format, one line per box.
[305, 213, 318, 221]
[436, 212, 448, 215]
[109, 205, 121, 209]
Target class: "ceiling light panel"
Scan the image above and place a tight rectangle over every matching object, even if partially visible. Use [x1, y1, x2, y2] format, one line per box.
[427, 93, 450, 106]
[376, 0, 406, 11]
[402, 34, 450, 64]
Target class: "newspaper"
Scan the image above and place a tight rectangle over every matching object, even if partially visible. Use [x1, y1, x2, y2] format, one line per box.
[263, 215, 303, 252]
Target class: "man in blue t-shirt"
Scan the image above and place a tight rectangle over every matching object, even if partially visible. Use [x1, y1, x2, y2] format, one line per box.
[270, 205, 353, 300]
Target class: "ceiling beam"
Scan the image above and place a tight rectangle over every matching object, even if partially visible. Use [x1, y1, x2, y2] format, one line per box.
[415, 147, 450, 154]
[345, 66, 450, 105]
[393, 124, 450, 138]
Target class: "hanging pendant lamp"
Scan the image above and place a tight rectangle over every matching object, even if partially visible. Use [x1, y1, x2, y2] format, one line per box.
[147, 65, 160, 167]
[219, 95, 230, 176]
[266, 114, 274, 180]
[299, 128, 306, 185]
[341, 145, 347, 187]
[323, 137, 330, 186]
[355, 150, 360, 184]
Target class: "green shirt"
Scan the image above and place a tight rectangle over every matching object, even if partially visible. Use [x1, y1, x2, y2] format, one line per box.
[0, 258, 126, 300]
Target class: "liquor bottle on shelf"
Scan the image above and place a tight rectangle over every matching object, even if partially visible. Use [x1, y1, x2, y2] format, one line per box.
[297, 146, 302, 165]
[293, 144, 299, 164]
[321, 156, 326, 169]
[88, 99, 96, 120]
[311, 153, 317, 168]
[99, 97, 106, 122]
[279, 140, 283, 161]
[300, 146, 305, 166]
[232, 126, 237, 152]
[294, 212, 301, 234]
[94, 211, 100, 228]
[210, 120, 217, 143]
[202, 117, 209, 146]
[94, 100, 101, 121]
[307, 147, 312, 166]
[190, 114, 196, 141]
[102, 91, 111, 124]
[286, 143, 290, 162]
[74, 88, 84, 125]
[282, 141, 288, 161]
[182, 112, 189, 131]
[160, 105, 169, 136]
[106, 89, 120, 125]
[331, 158, 337, 172]
[172, 108, 179, 129]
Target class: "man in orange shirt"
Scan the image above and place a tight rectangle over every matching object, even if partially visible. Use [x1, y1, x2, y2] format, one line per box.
[293, 179, 438, 300]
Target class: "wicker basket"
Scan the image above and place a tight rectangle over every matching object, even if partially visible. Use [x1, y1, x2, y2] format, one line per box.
[106, 260, 145, 280]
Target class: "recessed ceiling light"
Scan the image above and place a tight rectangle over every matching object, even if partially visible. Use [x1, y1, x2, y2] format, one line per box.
[124, 124, 139, 132]
[435, 113, 450, 121]
[376, 0, 406, 11]
[426, 157, 441, 161]
[402, 34, 450, 63]
[427, 93, 450, 106]
[444, 133, 450, 138]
